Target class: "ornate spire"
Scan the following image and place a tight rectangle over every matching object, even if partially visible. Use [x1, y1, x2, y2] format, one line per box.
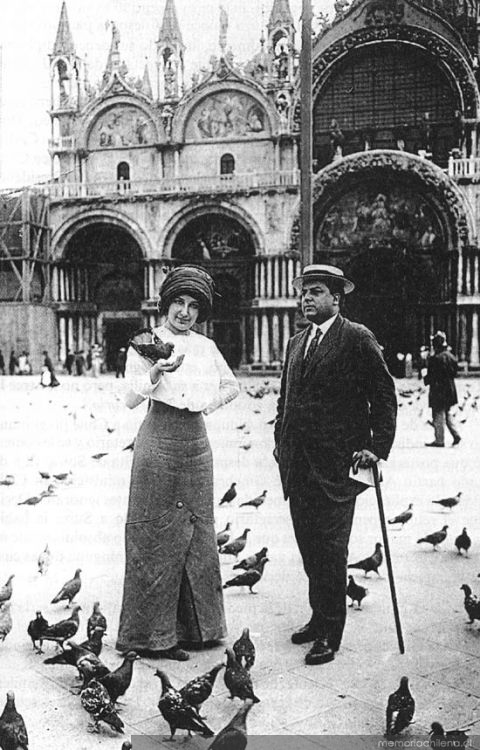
[103, 21, 121, 83]
[52, 1, 75, 56]
[158, 0, 184, 48]
[268, 0, 294, 32]
[142, 60, 153, 98]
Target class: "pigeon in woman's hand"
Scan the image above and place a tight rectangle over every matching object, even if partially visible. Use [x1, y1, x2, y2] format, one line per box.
[129, 329, 175, 364]
[0, 691, 29, 749]
[51, 568, 81, 607]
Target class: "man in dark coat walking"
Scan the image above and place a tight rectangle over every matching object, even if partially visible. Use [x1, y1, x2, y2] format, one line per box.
[424, 331, 461, 447]
[274, 264, 397, 665]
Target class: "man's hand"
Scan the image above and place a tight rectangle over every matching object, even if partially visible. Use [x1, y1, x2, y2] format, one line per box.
[351, 449, 379, 474]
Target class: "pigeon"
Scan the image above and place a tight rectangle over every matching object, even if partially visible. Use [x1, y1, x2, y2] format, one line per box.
[417, 526, 448, 550]
[87, 602, 107, 639]
[0, 603, 12, 642]
[80, 679, 124, 734]
[240, 442, 252, 451]
[53, 472, 70, 481]
[122, 439, 135, 452]
[106, 427, 115, 434]
[51, 568, 82, 607]
[432, 492, 462, 510]
[39, 471, 50, 479]
[40, 604, 81, 649]
[37, 545, 50, 575]
[346, 575, 368, 609]
[0, 575, 14, 604]
[155, 669, 214, 740]
[207, 700, 254, 750]
[91, 453, 108, 460]
[121, 743, 133, 750]
[77, 649, 111, 688]
[385, 676, 415, 736]
[131, 336, 175, 364]
[460, 584, 480, 624]
[348, 543, 383, 577]
[44, 627, 106, 666]
[233, 628, 255, 670]
[388, 504, 413, 528]
[456, 528, 471, 556]
[219, 529, 251, 559]
[0, 475, 14, 486]
[219, 483, 237, 505]
[224, 648, 260, 703]
[0, 691, 29, 749]
[179, 663, 224, 714]
[216, 523, 231, 548]
[27, 612, 49, 653]
[99, 651, 139, 704]
[223, 557, 269, 594]
[429, 722, 469, 749]
[233, 547, 269, 571]
[17, 494, 47, 506]
[240, 490, 267, 509]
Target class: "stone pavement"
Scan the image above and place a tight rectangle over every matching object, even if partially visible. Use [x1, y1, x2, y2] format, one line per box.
[0, 373, 480, 749]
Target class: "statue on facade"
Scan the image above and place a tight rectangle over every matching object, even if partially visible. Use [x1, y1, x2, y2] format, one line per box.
[330, 119, 345, 160]
[219, 6, 229, 54]
[164, 59, 177, 98]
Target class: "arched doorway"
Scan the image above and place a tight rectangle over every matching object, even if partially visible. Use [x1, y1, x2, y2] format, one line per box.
[171, 213, 256, 367]
[312, 160, 459, 370]
[63, 223, 144, 369]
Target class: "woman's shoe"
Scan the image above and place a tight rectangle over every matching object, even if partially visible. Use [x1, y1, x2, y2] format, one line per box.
[158, 645, 190, 661]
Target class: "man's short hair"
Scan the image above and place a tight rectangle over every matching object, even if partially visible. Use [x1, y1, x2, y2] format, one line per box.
[322, 277, 345, 300]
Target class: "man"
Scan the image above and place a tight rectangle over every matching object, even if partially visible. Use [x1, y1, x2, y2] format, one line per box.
[42, 350, 60, 388]
[424, 331, 461, 447]
[274, 264, 397, 665]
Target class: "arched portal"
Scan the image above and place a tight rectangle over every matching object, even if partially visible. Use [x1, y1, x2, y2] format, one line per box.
[310, 151, 471, 368]
[171, 213, 257, 367]
[63, 223, 144, 369]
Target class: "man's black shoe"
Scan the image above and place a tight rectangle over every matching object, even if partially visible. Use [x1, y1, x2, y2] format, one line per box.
[305, 637, 335, 666]
[425, 442, 444, 447]
[452, 436, 461, 446]
[291, 623, 315, 645]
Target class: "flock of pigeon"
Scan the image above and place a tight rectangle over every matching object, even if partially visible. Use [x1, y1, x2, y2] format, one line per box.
[1, 376, 480, 747]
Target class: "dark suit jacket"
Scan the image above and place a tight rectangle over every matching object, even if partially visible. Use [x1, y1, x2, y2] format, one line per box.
[424, 350, 458, 409]
[274, 315, 397, 502]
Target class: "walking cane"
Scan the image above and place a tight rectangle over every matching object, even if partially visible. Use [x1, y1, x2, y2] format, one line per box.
[372, 462, 405, 655]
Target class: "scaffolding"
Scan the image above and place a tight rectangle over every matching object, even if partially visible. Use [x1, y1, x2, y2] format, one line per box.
[0, 187, 51, 303]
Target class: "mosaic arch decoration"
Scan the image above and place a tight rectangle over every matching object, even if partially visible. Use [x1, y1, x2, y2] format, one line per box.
[185, 92, 269, 140]
[312, 26, 477, 117]
[88, 105, 156, 149]
[312, 151, 471, 247]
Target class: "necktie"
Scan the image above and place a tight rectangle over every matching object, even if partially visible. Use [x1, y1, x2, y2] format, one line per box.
[303, 326, 322, 373]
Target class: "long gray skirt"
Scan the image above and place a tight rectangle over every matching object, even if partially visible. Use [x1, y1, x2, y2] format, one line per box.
[116, 400, 227, 651]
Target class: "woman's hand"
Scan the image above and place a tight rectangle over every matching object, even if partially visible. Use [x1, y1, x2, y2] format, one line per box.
[150, 354, 184, 383]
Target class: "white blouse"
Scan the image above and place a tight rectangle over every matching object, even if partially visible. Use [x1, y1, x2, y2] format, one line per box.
[125, 325, 240, 414]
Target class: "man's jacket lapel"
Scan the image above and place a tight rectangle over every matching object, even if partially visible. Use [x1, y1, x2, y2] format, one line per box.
[303, 315, 343, 379]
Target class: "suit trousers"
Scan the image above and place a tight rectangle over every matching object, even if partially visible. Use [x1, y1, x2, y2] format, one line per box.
[289, 473, 356, 651]
[432, 407, 460, 445]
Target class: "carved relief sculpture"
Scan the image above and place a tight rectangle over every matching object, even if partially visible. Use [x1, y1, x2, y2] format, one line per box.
[89, 106, 156, 149]
[188, 93, 268, 139]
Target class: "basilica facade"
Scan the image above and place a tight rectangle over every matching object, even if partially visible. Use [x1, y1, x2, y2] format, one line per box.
[2, 0, 480, 371]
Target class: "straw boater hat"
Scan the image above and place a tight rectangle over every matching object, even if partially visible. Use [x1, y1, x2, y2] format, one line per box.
[292, 264, 355, 294]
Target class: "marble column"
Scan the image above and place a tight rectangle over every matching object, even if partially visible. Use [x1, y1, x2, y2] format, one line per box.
[78, 317, 84, 350]
[67, 317, 74, 353]
[266, 258, 273, 299]
[259, 260, 266, 299]
[459, 310, 467, 361]
[149, 264, 155, 300]
[283, 311, 290, 357]
[260, 313, 269, 363]
[471, 310, 480, 365]
[59, 317, 67, 364]
[51, 267, 58, 301]
[253, 315, 260, 363]
[174, 149, 180, 178]
[240, 315, 247, 365]
[271, 313, 280, 361]
[274, 257, 280, 299]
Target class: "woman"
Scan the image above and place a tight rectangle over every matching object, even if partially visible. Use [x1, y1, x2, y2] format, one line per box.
[116, 266, 239, 661]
